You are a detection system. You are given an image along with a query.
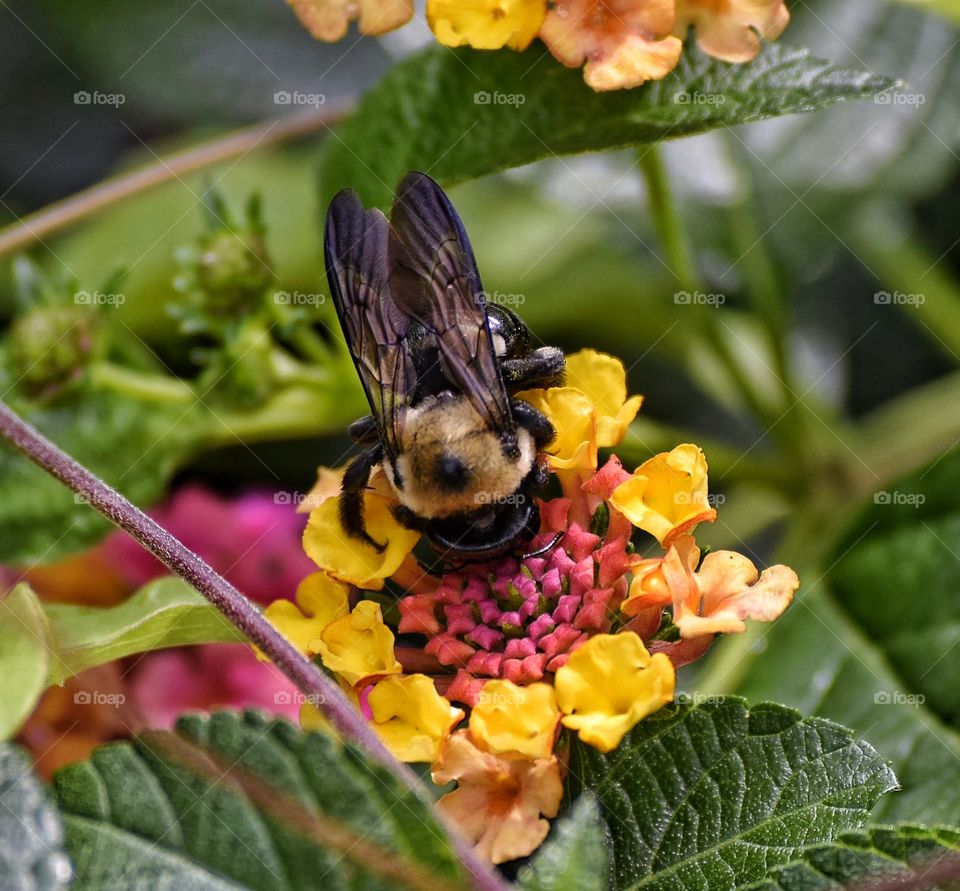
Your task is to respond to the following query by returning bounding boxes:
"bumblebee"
[324,172,565,559]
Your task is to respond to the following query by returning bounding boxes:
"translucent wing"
[387,171,516,446]
[324,188,414,460]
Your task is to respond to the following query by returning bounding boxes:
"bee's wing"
[387,171,516,442]
[324,188,414,460]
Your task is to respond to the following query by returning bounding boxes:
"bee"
[323,172,565,560]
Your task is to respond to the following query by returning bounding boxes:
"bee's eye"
[436,453,470,492]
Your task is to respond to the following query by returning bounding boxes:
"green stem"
[89,362,196,404]
[638,145,780,430]
[847,202,960,361]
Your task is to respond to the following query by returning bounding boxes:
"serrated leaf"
[745,824,960,890]
[733,450,960,827]
[320,42,894,209]
[54,710,463,890]
[518,794,609,891]
[0,584,52,740]
[566,699,898,891]
[44,577,244,684]
[0,743,72,889]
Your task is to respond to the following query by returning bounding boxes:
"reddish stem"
[0,399,505,891]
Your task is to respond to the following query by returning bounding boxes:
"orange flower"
[651,534,798,638]
[673,0,789,63]
[288,0,412,42]
[540,0,683,92]
[432,731,563,864]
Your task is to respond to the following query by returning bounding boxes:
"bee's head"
[425,495,540,560]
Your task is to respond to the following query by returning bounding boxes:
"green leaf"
[732,450,960,827]
[0,390,203,565]
[54,710,463,890]
[0,742,72,888]
[44,577,244,684]
[320,42,894,209]
[0,584,52,740]
[745,824,960,890]
[517,794,609,891]
[566,699,898,890]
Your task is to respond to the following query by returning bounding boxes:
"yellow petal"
[516,387,598,472]
[610,444,717,547]
[564,349,644,448]
[258,571,350,660]
[288,0,413,41]
[368,674,465,763]
[302,493,420,590]
[555,632,675,752]
[433,731,562,864]
[427,0,546,51]
[469,680,560,759]
[318,600,402,688]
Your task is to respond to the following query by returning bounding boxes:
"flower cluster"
[287,0,789,91]
[262,348,799,863]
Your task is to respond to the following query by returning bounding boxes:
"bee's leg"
[347,414,380,445]
[510,398,557,449]
[501,347,565,390]
[340,444,386,552]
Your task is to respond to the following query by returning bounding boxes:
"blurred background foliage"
[2,0,960,837]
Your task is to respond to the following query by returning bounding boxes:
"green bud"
[9,307,100,399]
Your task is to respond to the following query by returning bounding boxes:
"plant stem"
[88,362,196,404]
[638,145,777,429]
[0,108,346,258]
[0,398,505,891]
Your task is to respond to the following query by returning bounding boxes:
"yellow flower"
[564,349,644,448]
[555,632,675,752]
[469,680,560,759]
[318,600,402,689]
[427,0,547,51]
[540,0,683,92]
[433,731,563,865]
[257,572,350,660]
[657,536,798,638]
[674,0,789,64]
[303,492,420,590]
[297,464,344,514]
[515,387,597,473]
[288,0,413,42]
[610,444,717,547]
[368,674,465,763]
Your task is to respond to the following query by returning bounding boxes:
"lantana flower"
[673,0,790,63]
[263,347,798,864]
[428,0,547,50]
[287,0,412,41]
[432,730,563,865]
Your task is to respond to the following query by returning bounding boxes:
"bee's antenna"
[520,531,564,560]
